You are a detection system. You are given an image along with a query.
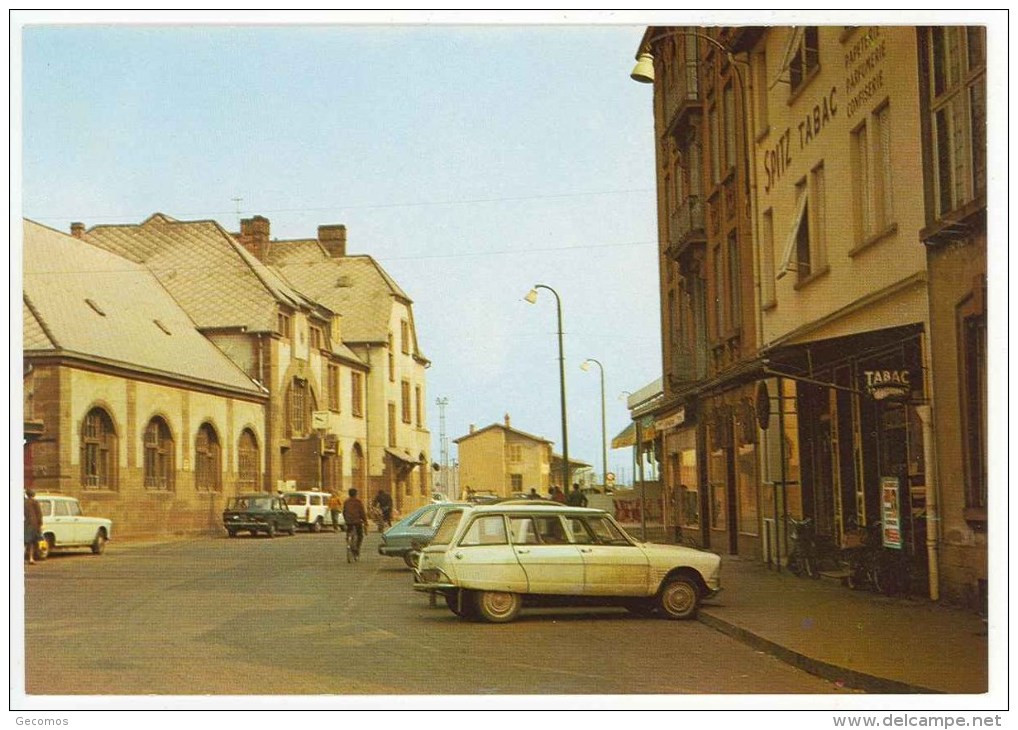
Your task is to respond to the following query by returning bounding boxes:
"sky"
[19,15,663,483]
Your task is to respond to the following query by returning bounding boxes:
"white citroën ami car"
[413,503,721,623]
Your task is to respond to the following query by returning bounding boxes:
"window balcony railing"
[668,196,706,252]
[662,61,701,132]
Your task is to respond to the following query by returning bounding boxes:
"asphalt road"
[24,530,850,696]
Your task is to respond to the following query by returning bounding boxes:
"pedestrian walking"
[372,488,393,530]
[328,491,343,532]
[24,489,43,565]
[566,484,588,507]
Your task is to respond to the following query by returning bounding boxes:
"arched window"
[237,429,259,490]
[195,423,221,491]
[81,407,117,489]
[143,417,174,490]
[287,377,317,437]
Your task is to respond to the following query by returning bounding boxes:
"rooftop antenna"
[231,197,243,226]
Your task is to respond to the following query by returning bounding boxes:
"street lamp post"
[524,285,569,492]
[581,358,607,487]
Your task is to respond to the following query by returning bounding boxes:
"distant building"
[23,220,267,538]
[453,414,552,498]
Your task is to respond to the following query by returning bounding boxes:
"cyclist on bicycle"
[342,488,368,559]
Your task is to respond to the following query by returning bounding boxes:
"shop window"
[81,407,117,490]
[195,423,221,492]
[679,448,699,528]
[143,417,174,490]
[737,441,758,535]
[709,449,727,530]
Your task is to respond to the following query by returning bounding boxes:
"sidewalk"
[697,556,989,694]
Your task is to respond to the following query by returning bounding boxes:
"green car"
[223,494,298,538]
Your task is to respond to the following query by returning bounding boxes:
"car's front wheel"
[287,522,296,536]
[474,590,521,623]
[91,530,108,555]
[227,529,238,538]
[658,576,699,620]
[266,523,277,539]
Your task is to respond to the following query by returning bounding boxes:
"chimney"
[504,413,511,428]
[70,222,85,239]
[469,424,476,434]
[318,224,347,258]
[237,215,270,260]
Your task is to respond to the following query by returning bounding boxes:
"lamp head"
[630,52,656,83]
[523,288,539,304]
[580,360,591,372]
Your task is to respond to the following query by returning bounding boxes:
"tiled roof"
[271,254,409,345]
[262,238,327,266]
[82,214,315,332]
[22,220,264,395]
[23,300,54,350]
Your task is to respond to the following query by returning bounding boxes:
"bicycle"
[785,516,819,578]
[346,523,364,563]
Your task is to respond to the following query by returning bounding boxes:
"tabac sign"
[862,369,911,401]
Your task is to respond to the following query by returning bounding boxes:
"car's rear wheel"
[91,530,108,555]
[266,523,277,539]
[227,529,238,538]
[474,590,521,623]
[658,576,699,620]
[310,518,323,534]
[287,523,296,536]
[403,550,421,569]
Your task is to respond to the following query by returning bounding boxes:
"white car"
[35,494,113,559]
[282,490,343,532]
[413,503,721,623]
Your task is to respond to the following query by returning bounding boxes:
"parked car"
[413,503,721,623]
[223,494,297,538]
[35,494,112,559]
[378,501,469,568]
[282,490,343,532]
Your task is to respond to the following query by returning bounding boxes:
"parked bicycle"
[785,516,819,578]
[846,519,926,597]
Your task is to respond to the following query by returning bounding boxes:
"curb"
[697,609,940,694]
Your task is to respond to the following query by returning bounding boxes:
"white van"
[35,494,113,558]
[282,491,343,532]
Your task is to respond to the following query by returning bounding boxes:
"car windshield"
[430,510,464,545]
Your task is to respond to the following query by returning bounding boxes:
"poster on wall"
[880,476,903,549]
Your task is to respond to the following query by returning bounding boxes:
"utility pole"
[436,397,449,497]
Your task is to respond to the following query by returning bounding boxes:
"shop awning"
[611,422,636,449]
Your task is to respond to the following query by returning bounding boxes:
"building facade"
[23,220,268,538]
[916,26,987,609]
[454,415,552,498]
[262,221,433,515]
[635,25,987,605]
